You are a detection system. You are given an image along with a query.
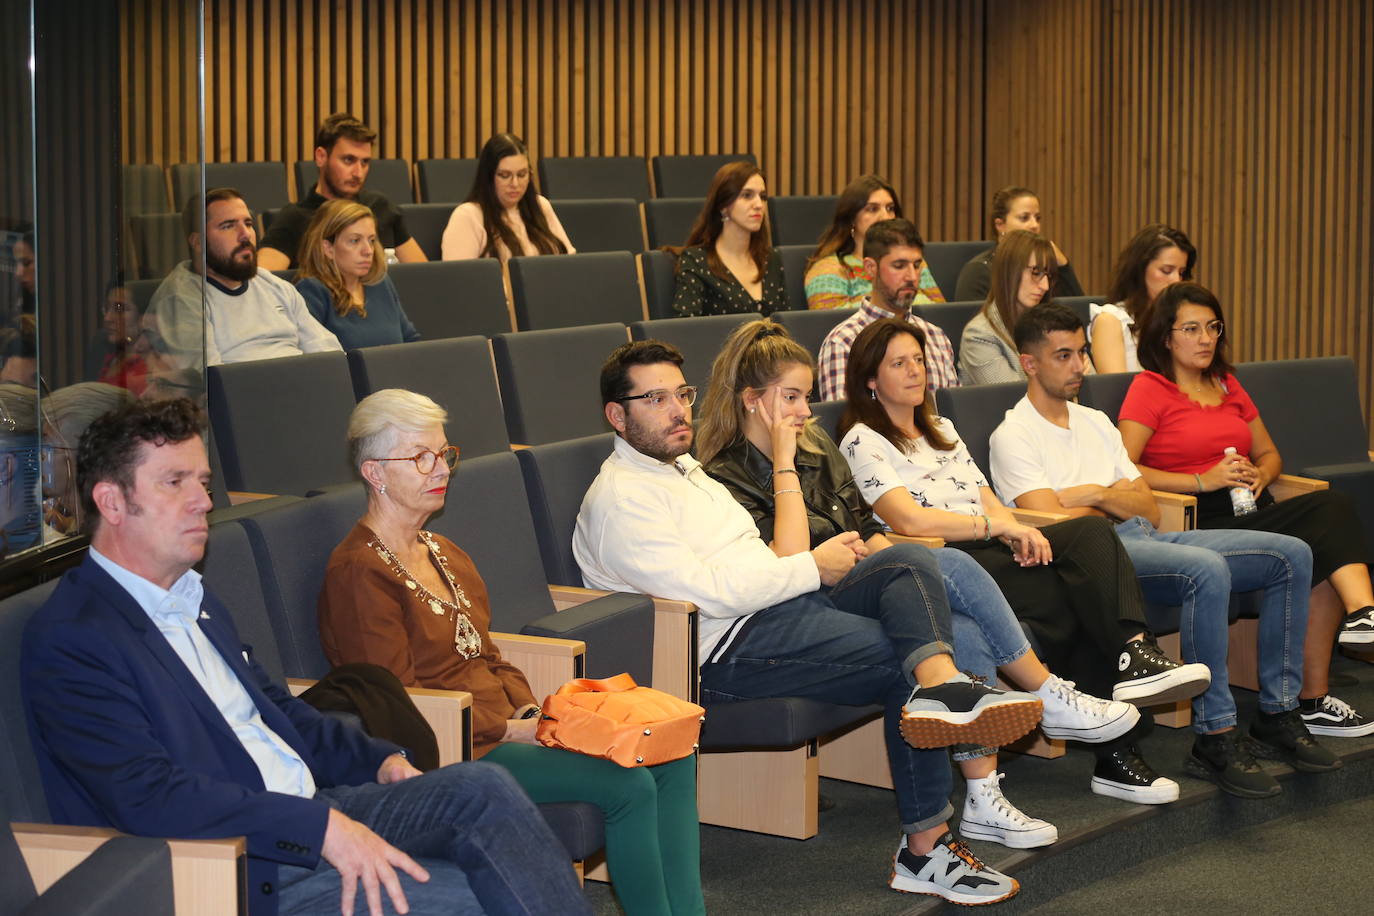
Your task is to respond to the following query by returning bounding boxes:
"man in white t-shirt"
[988,302,1342,798]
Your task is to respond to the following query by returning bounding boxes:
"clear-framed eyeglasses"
[1171,320,1224,340]
[371,445,461,474]
[617,386,698,411]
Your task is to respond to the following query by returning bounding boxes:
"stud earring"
[379,483,387,495]
[749,407,756,413]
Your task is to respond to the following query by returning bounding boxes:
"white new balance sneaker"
[890,831,1020,904]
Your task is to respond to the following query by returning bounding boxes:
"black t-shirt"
[260,188,412,266]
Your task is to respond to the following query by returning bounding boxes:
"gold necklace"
[369,530,482,658]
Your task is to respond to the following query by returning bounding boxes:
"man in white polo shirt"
[989,302,1341,799]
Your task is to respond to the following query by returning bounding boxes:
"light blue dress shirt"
[89,548,317,798]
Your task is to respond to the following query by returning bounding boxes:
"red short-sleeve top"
[1118,370,1260,474]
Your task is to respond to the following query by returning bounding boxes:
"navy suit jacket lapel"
[77,557,244,750]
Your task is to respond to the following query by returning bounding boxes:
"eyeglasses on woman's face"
[372,445,460,474]
[1170,320,1224,340]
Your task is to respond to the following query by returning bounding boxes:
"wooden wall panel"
[119,0,987,240]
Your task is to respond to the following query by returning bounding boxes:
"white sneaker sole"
[1091,775,1179,805]
[1112,664,1210,706]
[959,818,1058,849]
[1039,703,1141,743]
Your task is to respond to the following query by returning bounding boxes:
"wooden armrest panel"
[547,585,699,701]
[1012,507,1069,527]
[14,822,244,916]
[1270,474,1328,502]
[227,491,276,505]
[1153,490,1197,532]
[887,533,946,548]
[492,632,582,700]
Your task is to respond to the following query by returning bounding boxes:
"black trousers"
[1198,487,1369,586]
[950,515,1147,697]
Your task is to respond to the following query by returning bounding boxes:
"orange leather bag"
[536,673,705,767]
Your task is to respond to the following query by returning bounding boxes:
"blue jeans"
[698,542,956,834]
[1114,516,1312,732]
[276,761,591,916]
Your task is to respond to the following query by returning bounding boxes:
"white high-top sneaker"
[959,771,1058,848]
[1037,673,1140,742]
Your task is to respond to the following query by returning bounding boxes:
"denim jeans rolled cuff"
[951,743,998,762]
[903,640,955,679]
[903,800,956,836]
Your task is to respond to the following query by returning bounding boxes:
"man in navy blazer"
[21,398,590,916]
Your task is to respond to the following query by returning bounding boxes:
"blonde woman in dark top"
[671,161,787,317]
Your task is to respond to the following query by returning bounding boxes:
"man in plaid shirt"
[817,219,959,402]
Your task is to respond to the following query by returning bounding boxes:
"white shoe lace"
[978,772,1040,827]
[1322,695,1363,721]
[1044,676,1114,718]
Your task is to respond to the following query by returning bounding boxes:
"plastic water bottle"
[1225,447,1257,516]
[384,247,399,266]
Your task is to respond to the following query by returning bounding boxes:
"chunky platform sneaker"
[1249,709,1342,772]
[900,673,1043,749]
[1036,674,1140,743]
[1091,744,1180,804]
[1338,606,1374,645]
[1185,730,1281,798]
[1112,636,1211,707]
[959,772,1058,849]
[1300,694,1374,738]
[890,832,1020,905]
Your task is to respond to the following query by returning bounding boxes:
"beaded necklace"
[369,529,482,658]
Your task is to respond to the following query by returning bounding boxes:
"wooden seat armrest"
[286,678,474,766]
[227,491,276,505]
[13,822,244,915]
[1270,473,1329,502]
[547,585,699,701]
[1012,507,1070,527]
[1153,491,1198,532]
[492,632,584,700]
[887,533,946,548]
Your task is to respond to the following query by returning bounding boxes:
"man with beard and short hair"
[258,113,427,270]
[816,219,958,402]
[149,187,341,368]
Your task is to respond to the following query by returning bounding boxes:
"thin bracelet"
[1193,473,1204,494]
[981,515,994,541]
[774,488,803,497]
[971,516,979,541]
[773,468,799,477]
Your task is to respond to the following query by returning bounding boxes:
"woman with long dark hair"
[803,174,945,309]
[1120,281,1374,741]
[670,161,787,316]
[1090,224,1197,373]
[441,133,575,262]
[953,186,1084,302]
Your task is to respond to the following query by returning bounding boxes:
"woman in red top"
[1118,282,1374,739]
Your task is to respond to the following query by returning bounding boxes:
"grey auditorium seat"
[922,241,993,298]
[416,158,480,203]
[768,195,837,247]
[169,161,290,212]
[652,153,756,198]
[386,260,511,338]
[508,252,642,331]
[538,156,651,202]
[491,323,629,445]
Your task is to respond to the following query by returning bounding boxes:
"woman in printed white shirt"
[840,317,1212,806]
[440,133,575,263]
[1089,224,1196,374]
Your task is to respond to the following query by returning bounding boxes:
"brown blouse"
[318,523,537,757]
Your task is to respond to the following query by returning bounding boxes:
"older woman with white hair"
[317,388,705,916]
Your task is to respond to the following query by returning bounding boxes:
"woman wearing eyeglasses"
[958,230,1070,385]
[317,389,704,916]
[1119,282,1374,740]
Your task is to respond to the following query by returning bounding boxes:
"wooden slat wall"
[115,0,1373,436]
[986,0,1374,430]
[120,0,987,240]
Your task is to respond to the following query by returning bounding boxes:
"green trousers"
[483,743,705,916]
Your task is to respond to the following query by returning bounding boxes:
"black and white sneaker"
[1112,635,1211,706]
[1091,743,1180,804]
[1338,606,1374,645]
[890,832,1020,904]
[901,672,1043,749]
[1249,709,1342,772]
[1300,694,1374,737]
[1036,674,1140,743]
